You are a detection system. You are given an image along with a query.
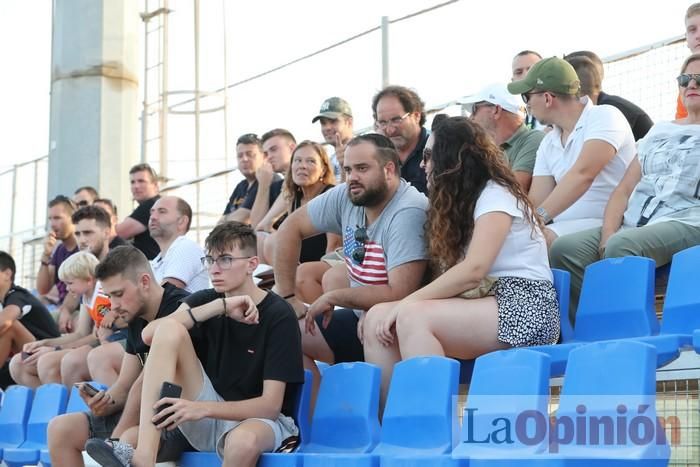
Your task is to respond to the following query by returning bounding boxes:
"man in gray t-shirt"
[273,134,429,372]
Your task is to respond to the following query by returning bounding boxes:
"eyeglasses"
[677,73,700,87]
[76,200,89,208]
[471,101,495,115]
[351,226,368,264]
[375,113,410,130]
[521,91,546,104]
[201,255,251,270]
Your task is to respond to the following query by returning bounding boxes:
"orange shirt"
[676,92,688,119]
[83,283,111,326]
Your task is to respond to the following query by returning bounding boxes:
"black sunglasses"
[351,226,368,264]
[521,91,546,104]
[677,74,700,87]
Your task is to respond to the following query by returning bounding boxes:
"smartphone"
[76,382,100,397]
[154,381,182,426]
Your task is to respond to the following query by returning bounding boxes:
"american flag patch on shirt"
[343,225,388,285]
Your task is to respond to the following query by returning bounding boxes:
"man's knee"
[152,319,189,346]
[37,354,61,382]
[48,413,89,449]
[604,231,643,258]
[223,427,264,462]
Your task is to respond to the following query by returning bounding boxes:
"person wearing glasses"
[551,53,700,321]
[462,83,544,191]
[363,116,559,408]
[73,186,99,208]
[372,85,429,194]
[272,133,429,402]
[508,57,636,246]
[221,133,281,224]
[84,223,304,467]
[148,196,209,294]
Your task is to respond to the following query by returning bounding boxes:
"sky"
[0,0,694,176]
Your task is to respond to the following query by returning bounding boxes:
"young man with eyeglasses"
[85,222,304,467]
[47,246,190,467]
[372,85,429,194]
[462,83,544,191]
[148,196,209,293]
[508,57,636,247]
[272,133,429,401]
[221,133,282,224]
[116,163,161,260]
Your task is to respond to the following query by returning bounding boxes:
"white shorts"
[178,363,298,460]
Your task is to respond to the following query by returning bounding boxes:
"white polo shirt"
[533,97,636,233]
[151,235,211,293]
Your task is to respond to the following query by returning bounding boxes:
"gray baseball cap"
[312,97,353,123]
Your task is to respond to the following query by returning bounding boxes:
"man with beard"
[73,205,114,261]
[372,85,429,194]
[312,96,354,182]
[273,133,428,400]
[47,246,190,467]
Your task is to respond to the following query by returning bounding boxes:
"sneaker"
[85,438,134,467]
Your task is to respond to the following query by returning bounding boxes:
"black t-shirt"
[223,179,254,215]
[401,128,428,195]
[183,289,304,416]
[108,236,129,250]
[598,92,654,141]
[240,178,284,211]
[128,196,161,260]
[125,283,190,365]
[3,285,60,340]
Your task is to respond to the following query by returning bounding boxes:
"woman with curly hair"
[362,116,559,406]
[256,140,340,264]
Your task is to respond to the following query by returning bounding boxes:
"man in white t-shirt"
[148,196,210,293]
[508,57,636,245]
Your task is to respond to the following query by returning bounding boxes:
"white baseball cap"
[460,83,525,117]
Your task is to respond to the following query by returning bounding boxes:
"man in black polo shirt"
[372,85,429,194]
[0,251,59,387]
[116,163,161,260]
[89,222,303,467]
[47,246,189,467]
[220,133,282,224]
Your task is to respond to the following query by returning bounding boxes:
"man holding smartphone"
[86,222,304,467]
[47,246,190,467]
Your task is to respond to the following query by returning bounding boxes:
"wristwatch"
[536,207,553,225]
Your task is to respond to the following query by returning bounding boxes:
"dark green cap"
[507,57,581,96]
[311,97,353,123]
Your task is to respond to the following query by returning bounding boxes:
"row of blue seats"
[182,340,683,467]
[0,381,104,467]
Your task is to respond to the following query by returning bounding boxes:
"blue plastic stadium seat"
[657,246,700,335]
[315,361,331,375]
[297,362,381,466]
[0,385,33,460]
[452,349,551,466]
[694,329,700,353]
[532,257,660,375]
[180,451,220,466]
[552,268,573,343]
[3,383,68,467]
[551,340,670,465]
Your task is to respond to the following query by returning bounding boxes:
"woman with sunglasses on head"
[256,141,340,265]
[551,53,700,322]
[362,115,559,407]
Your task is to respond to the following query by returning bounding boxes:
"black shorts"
[315,308,364,363]
[84,412,192,462]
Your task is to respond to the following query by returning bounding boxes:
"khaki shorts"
[178,363,298,460]
[321,247,345,268]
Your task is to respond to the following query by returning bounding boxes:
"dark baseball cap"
[507,57,581,96]
[311,97,353,123]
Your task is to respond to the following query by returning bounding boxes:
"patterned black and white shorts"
[492,276,560,347]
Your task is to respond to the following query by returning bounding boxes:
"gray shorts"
[178,363,298,460]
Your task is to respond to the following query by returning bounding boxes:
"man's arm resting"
[539,139,618,218]
[514,171,533,192]
[224,207,251,224]
[248,182,274,228]
[142,299,224,345]
[0,305,21,334]
[528,175,556,207]
[115,217,147,240]
[323,260,427,311]
[198,379,286,422]
[600,158,642,245]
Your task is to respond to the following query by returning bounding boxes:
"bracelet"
[186,306,198,326]
[536,206,553,225]
[283,293,295,300]
[221,297,227,316]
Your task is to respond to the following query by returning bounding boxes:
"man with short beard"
[312,96,354,182]
[273,133,429,401]
[73,205,113,260]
